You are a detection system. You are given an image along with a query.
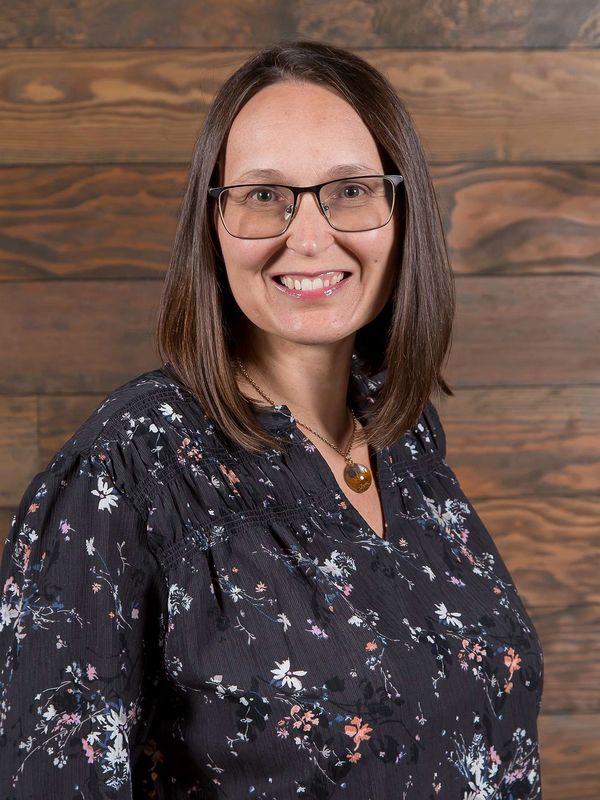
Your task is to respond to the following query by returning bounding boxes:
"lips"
[271,271,352,298]
[271,270,352,279]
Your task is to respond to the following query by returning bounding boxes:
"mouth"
[271,270,352,295]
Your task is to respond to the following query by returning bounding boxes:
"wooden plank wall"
[1,3,599,796]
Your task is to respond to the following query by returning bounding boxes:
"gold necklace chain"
[235,357,373,494]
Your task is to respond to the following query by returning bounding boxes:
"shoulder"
[39,365,201,515]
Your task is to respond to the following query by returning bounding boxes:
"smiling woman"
[0,40,544,800]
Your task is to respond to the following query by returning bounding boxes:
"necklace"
[235,358,373,494]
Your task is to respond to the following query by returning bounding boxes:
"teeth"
[278,272,346,291]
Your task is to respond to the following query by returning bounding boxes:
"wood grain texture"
[0,165,183,280]
[466,495,600,608]
[2,277,598,392]
[1,49,600,163]
[533,604,600,715]
[1,162,598,282]
[0,396,38,506]
[0,281,159,394]
[438,387,600,496]
[450,275,600,385]
[1,1,599,48]
[435,162,600,276]
[539,713,600,798]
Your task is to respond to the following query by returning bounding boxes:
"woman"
[0,40,544,798]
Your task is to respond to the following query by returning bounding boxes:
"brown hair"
[155,39,455,454]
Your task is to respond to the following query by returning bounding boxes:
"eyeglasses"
[208,174,404,239]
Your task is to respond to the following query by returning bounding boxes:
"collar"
[252,353,386,433]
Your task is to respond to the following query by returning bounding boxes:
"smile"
[271,271,352,299]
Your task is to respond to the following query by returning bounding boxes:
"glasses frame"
[208,173,405,240]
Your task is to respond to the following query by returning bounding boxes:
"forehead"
[222,81,383,182]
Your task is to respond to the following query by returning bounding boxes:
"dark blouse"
[0,357,544,799]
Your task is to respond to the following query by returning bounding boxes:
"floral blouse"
[0,356,544,799]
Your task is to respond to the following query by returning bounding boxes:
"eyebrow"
[232,163,379,184]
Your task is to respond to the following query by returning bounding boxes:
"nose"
[284,190,335,254]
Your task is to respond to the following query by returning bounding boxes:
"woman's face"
[215,80,402,351]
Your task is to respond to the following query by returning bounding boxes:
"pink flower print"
[504,647,522,674]
[490,745,502,765]
[503,646,522,693]
[58,712,81,727]
[299,710,319,732]
[82,738,96,764]
[219,464,240,485]
[27,502,39,514]
[59,518,75,541]
[344,715,373,750]
[86,664,97,681]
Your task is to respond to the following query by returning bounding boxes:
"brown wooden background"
[1,3,599,796]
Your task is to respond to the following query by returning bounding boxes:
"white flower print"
[168,583,193,616]
[91,476,120,514]
[0,599,19,630]
[277,612,291,631]
[158,402,183,423]
[435,602,463,628]
[271,658,307,691]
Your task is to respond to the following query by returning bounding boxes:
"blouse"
[0,355,544,799]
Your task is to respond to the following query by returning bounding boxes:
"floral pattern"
[0,356,544,798]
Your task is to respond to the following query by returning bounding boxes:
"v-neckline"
[293,425,388,542]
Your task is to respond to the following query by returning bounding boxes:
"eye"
[340,183,368,199]
[246,186,285,204]
[251,188,274,202]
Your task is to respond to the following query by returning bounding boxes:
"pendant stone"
[343,461,372,493]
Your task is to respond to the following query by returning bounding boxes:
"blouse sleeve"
[0,447,165,798]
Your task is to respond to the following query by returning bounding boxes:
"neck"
[236,332,357,449]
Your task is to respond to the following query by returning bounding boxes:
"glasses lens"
[219,184,295,238]
[320,177,395,232]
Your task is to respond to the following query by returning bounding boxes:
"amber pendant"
[343,461,372,493]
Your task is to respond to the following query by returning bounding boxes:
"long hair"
[155,39,455,453]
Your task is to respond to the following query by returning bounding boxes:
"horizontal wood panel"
[533,604,600,715]
[438,387,600,496]
[435,162,600,276]
[1,386,597,501]
[0,396,38,505]
[2,1,599,49]
[1,162,599,282]
[0,281,159,394]
[450,275,600,385]
[0,165,182,280]
[539,713,600,798]
[1,50,600,163]
[2,277,598,393]
[471,495,600,608]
